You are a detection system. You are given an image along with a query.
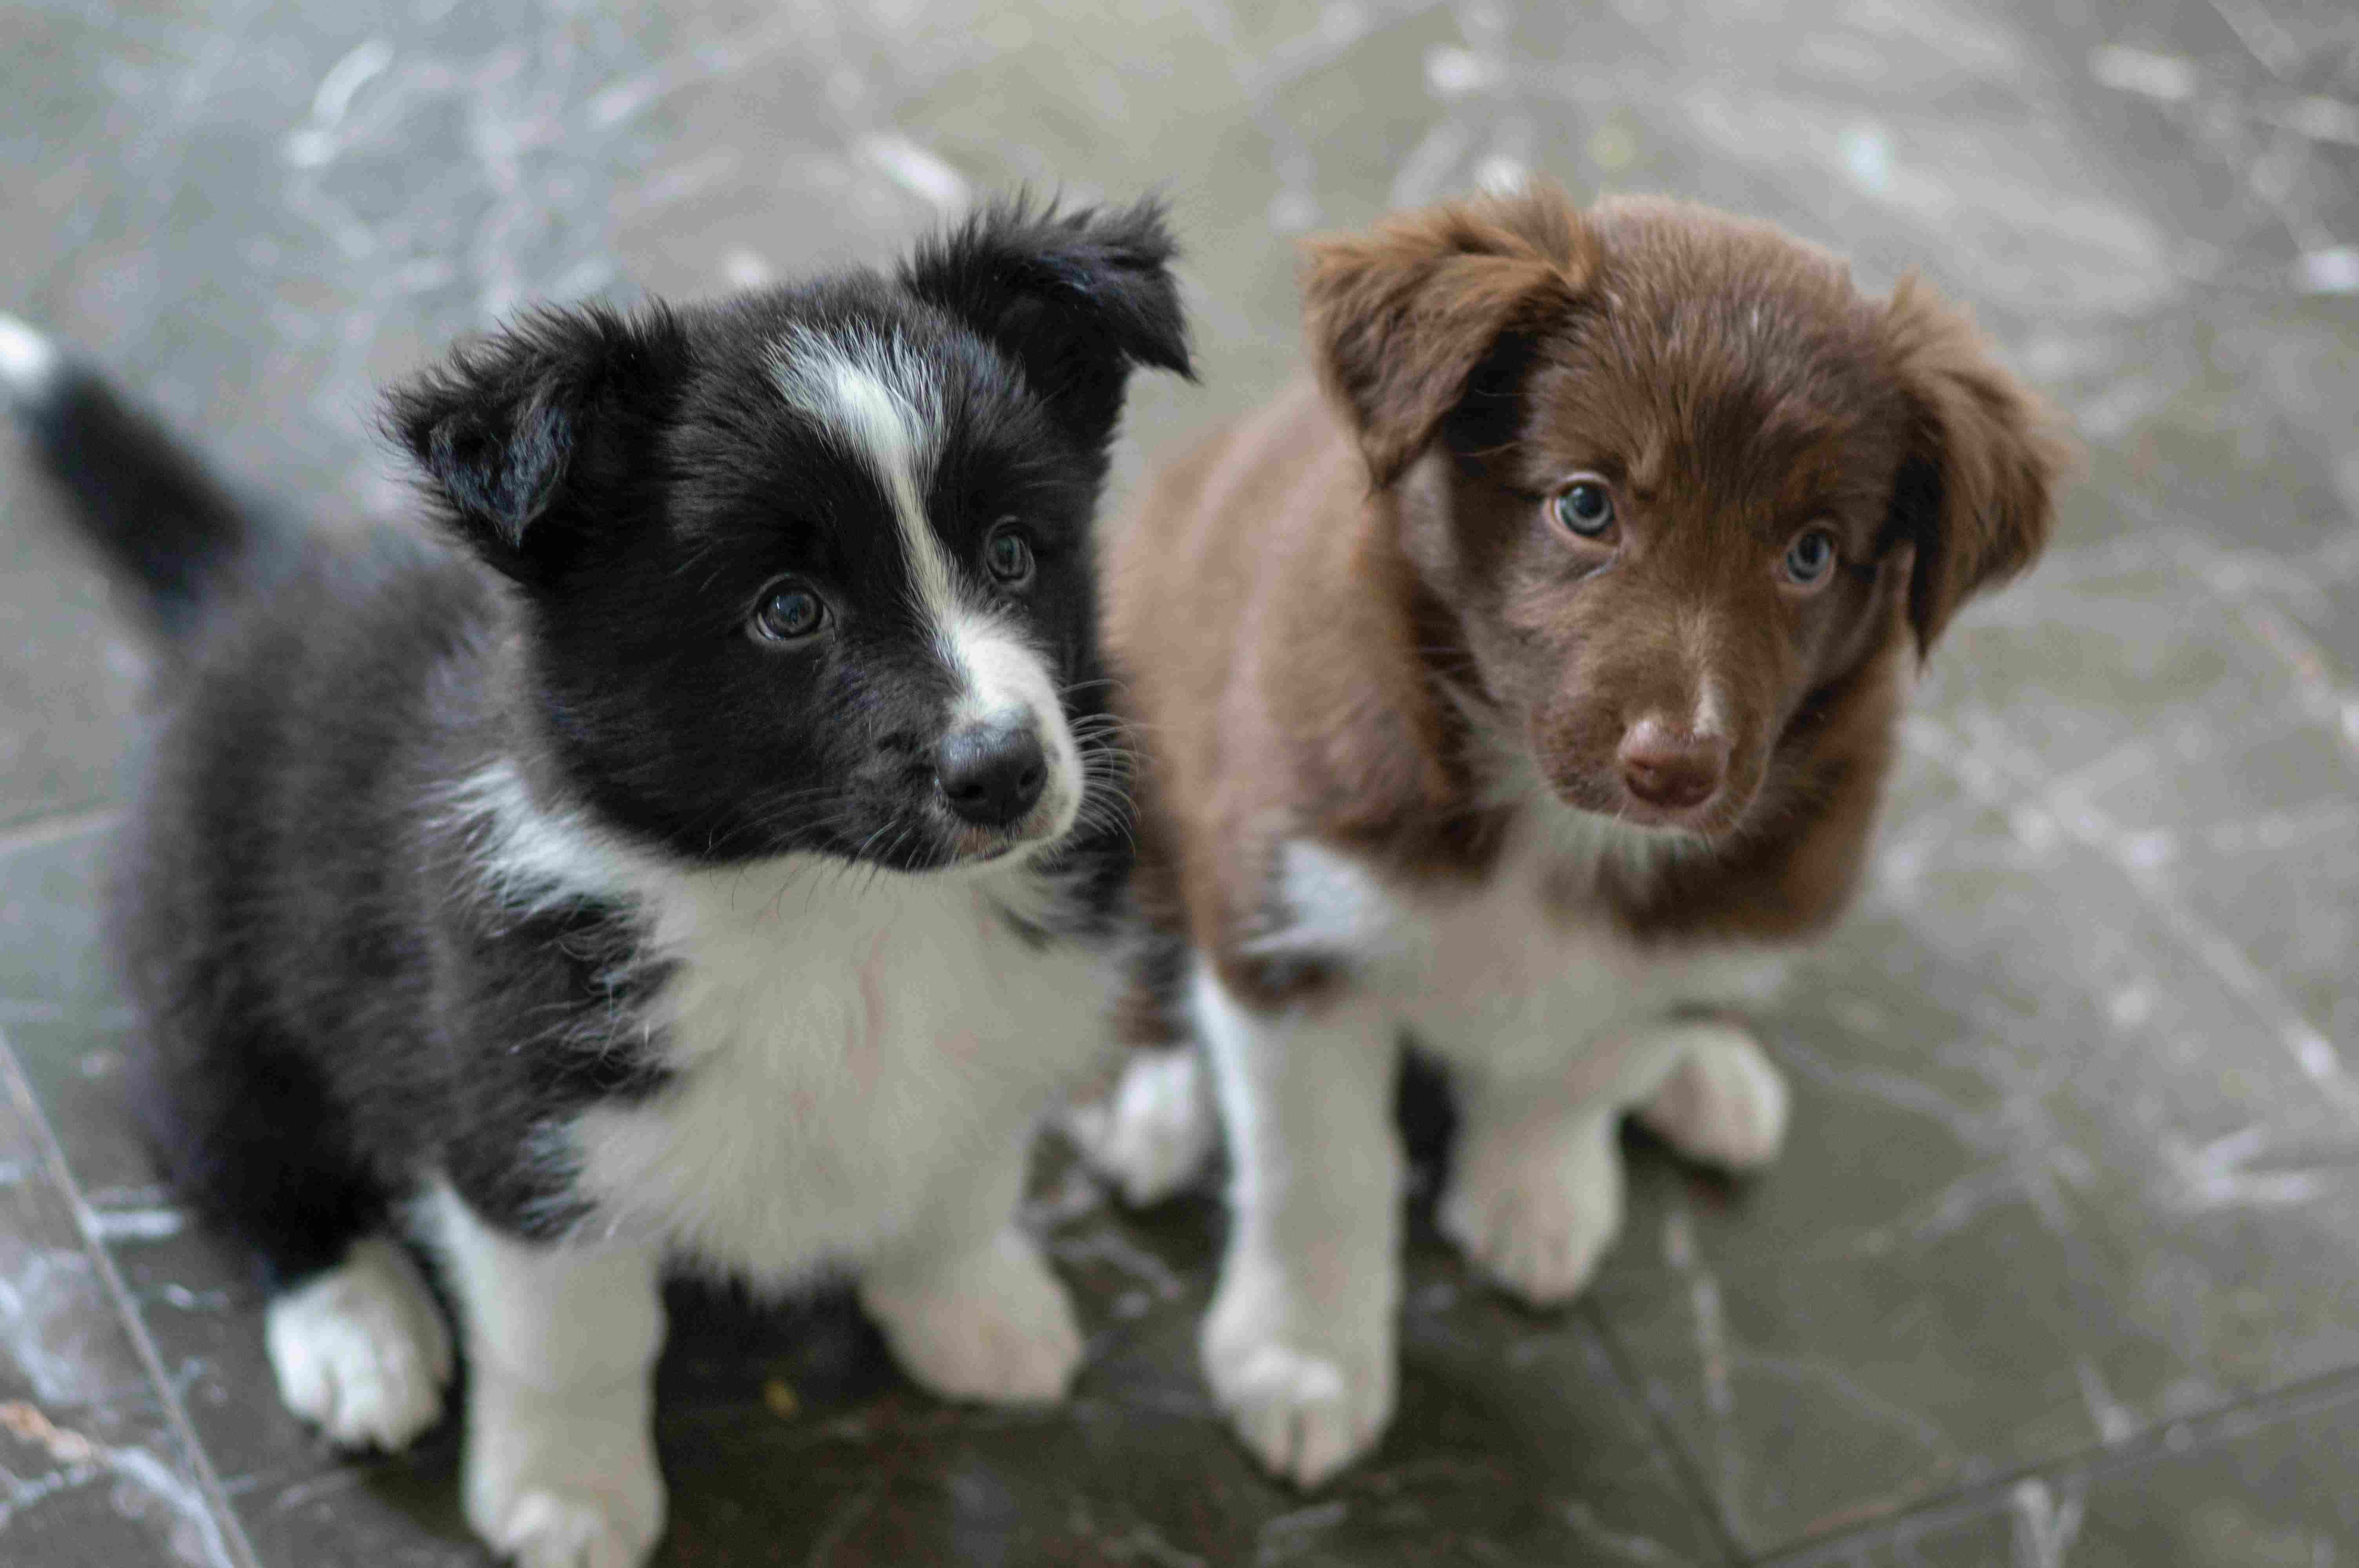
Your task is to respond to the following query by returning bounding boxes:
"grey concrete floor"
[2,0,2356,1563]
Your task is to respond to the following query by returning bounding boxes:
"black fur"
[10,196,1190,1282]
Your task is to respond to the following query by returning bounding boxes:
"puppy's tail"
[0,313,275,639]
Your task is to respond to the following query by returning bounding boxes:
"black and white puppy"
[0,196,1189,1568]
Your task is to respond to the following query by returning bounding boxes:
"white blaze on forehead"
[768,325,955,627]
[1693,680,1729,742]
[949,609,1053,724]
[769,325,1085,843]
[947,606,1085,842]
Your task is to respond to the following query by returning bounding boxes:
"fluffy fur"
[2,194,1190,1567]
[1074,184,2069,1486]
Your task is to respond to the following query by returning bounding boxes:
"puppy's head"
[1305,185,2068,838]
[390,195,1191,872]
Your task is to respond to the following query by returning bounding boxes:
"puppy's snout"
[935,722,1047,828]
[1617,718,1727,812]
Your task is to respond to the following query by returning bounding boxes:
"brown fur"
[1106,185,2072,1023]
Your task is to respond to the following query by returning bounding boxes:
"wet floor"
[1,0,2355,1562]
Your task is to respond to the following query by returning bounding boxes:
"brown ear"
[1877,274,2074,651]
[1302,182,1595,487]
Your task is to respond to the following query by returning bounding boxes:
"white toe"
[1639,1022,1791,1171]
[861,1231,1084,1405]
[1201,1247,1395,1488]
[465,1374,663,1568]
[265,1237,454,1451]
[1439,1106,1623,1307]
[1068,1048,1217,1207]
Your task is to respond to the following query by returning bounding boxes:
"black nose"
[935,723,1048,828]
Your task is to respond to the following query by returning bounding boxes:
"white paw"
[265,1238,454,1451]
[1638,1022,1791,1171]
[464,1375,663,1568]
[1201,1248,1395,1488]
[1067,1048,1217,1207]
[1439,1110,1622,1307]
[860,1231,1083,1405]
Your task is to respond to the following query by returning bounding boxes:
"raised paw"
[465,1376,663,1568]
[265,1237,454,1450]
[1438,1108,1622,1307]
[860,1230,1084,1405]
[1638,1022,1791,1171]
[1201,1249,1395,1488]
[1067,1047,1217,1207]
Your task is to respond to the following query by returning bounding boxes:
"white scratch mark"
[2072,1357,2140,1445]
[2008,1476,2085,1568]
[1562,1500,1685,1562]
[854,132,969,212]
[1841,123,1893,193]
[2167,1124,2339,1212]
[0,1403,236,1566]
[2088,45,2196,103]
[85,1207,188,1243]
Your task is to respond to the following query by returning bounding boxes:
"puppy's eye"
[1552,477,1616,539]
[1782,528,1838,589]
[984,523,1036,586]
[750,581,827,644]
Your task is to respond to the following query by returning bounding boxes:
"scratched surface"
[2,0,2356,1563]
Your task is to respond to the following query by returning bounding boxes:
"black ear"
[900,192,1195,450]
[385,303,687,581]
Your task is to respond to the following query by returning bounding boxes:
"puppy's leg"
[431,1187,665,1568]
[1636,1019,1791,1171]
[1196,969,1400,1489]
[1438,1071,1625,1308]
[859,1131,1083,1405]
[1067,1044,1218,1207]
[265,1236,454,1450]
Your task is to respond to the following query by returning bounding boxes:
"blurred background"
[2,0,2355,1563]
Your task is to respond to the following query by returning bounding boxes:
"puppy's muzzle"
[935,720,1048,828]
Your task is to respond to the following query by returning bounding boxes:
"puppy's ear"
[901,193,1194,451]
[1303,182,1594,487]
[385,303,689,582]
[1877,276,2073,651]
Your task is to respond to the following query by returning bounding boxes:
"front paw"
[265,1238,453,1451]
[1066,1047,1217,1207]
[1201,1247,1396,1488]
[1439,1109,1622,1307]
[464,1375,663,1568]
[860,1231,1084,1405]
[1638,1022,1790,1171]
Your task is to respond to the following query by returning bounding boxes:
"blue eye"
[985,524,1035,585]
[1783,529,1837,586]
[1553,479,1615,538]
[751,582,826,642]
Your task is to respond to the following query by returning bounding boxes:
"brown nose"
[1618,718,1728,811]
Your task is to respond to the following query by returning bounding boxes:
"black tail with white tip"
[0,313,267,638]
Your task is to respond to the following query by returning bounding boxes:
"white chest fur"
[561,864,1104,1283]
[1258,806,1785,1091]
[456,760,1106,1285]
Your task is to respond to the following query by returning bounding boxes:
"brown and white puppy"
[1073,185,2069,1486]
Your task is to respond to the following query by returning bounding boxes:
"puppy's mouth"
[1604,788,1748,838]
[1540,732,1761,842]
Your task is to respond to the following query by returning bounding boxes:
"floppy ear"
[1303,181,1595,487]
[1877,275,2073,651]
[385,303,688,583]
[900,193,1194,452]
